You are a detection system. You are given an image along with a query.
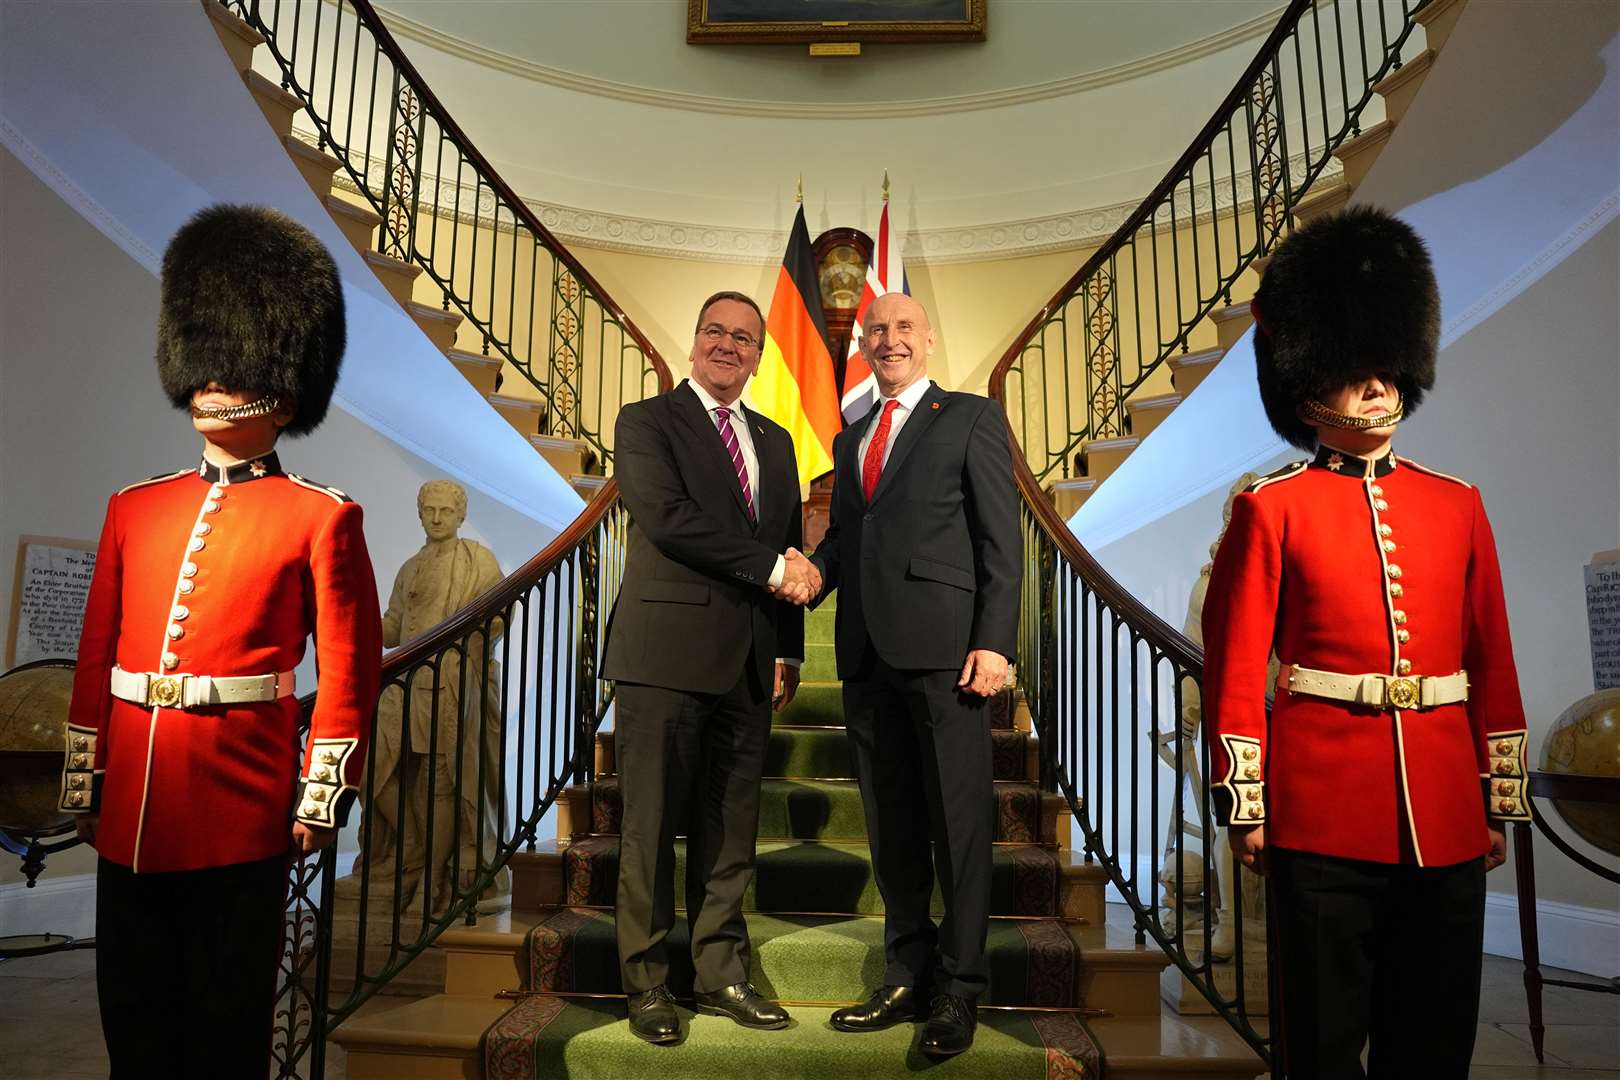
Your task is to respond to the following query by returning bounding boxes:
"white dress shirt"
[857,376,933,471]
[686,380,787,593]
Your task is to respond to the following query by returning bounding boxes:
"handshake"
[769,547,823,606]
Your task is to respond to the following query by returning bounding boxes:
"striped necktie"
[714,406,755,522]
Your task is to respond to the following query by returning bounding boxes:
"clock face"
[818,244,867,310]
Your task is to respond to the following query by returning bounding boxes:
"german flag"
[752,205,839,493]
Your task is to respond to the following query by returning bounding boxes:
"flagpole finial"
[882,170,890,203]
[796,174,803,205]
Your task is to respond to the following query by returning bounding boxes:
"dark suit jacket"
[602,381,804,695]
[812,381,1021,676]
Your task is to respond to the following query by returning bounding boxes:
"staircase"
[1011,0,1470,520]
[202,0,659,493]
[333,595,1264,1079]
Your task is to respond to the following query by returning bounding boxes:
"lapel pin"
[931,402,941,410]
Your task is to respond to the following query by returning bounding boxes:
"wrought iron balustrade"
[992,0,1433,484]
[224,0,666,469]
[271,483,646,1078]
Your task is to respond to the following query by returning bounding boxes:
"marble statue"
[350,479,510,913]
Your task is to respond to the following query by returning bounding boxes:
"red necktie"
[862,399,901,502]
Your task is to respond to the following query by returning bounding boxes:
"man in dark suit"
[602,291,818,1045]
[810,292,1021,1057]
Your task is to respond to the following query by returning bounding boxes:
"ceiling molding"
[373,3,1286,120]
[312,123,1342,265]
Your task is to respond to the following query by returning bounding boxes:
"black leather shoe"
[830,985,923,1032]
[693,982,790,1029]
[919,993,976,1057]
[627,986,682,1045]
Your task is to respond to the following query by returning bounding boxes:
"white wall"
[0,145,560,894]
[1093,218,1620,969]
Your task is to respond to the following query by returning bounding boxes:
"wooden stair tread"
[1051,477,1098,491]
[1083,435,1140,453]
[1209,303,1252,325]
[325,193,381,226]
[242,68,300,111]
[490,393,543,410]
[1087,1014,1266,1075]
[363,249,422,277]
[280,133,340,173]
[1168,348,1223,370]
[1127,393,1183,413]
[202,0,264,47]
[446,347,500,368]
[531,433,589,450]
[407,301,460,325]
[331,993,508,1051]
[1374,48,1435,97]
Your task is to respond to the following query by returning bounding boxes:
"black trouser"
[1271,848,1486,1080]
[614,665,771,994]
[842,647,993,1001]
[96,853,288,1079]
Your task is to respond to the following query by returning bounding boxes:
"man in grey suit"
[601,291,819,1045]
[810,292,1021,1057]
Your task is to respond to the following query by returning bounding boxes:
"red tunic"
[1201,446,1530,867]
[59,453,381,873]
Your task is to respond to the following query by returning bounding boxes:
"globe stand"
[1513,771,1620,1064]
[0,826,92,959]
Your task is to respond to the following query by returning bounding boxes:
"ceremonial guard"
[59,205,382,1077]
[1201,207,1530,1079]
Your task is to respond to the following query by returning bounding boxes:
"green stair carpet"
[590,774,1043,842]
[524,907,1079,1007]
[483,591,1101,1077]
[561,836,1059,917]
[484,998,1099,1080]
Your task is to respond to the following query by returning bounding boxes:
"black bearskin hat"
[156,204,345,437]
[1251,205,1439,450]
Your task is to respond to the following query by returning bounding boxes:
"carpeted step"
[590,776,1044,844]
[523,908,1081,1007]
[599,722,1031,782]
[483,996,1101,1080]
[804,604,836,644]
[772,681,843,726]
[561,836,1059,917]
[801,641,837,682]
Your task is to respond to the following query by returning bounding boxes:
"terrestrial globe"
[1540,688,1620,856]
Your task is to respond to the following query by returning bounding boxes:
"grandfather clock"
[803,226,873,549]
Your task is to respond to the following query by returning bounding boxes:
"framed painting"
[688,1,987,45]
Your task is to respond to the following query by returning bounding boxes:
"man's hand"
[771,547,822,606]
[957,649,1009,697]
[292,821,337,857]
[773,661,801,712]
[75,814,98,848]
[1228,823,1267,876]
[1485,826,1507,871]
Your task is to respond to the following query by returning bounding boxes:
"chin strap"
[1299,391,1404,431]
[190,395,282,422]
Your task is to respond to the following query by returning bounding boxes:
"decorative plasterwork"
[373,4,1286,120]
[305,125,1344,265]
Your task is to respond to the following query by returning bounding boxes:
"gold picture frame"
[688,0,986,45]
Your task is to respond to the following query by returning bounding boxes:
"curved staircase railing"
[992,0,1431,484]
[993,0,1442,1068]
[225,0,668,470]
[271,478,656,1078]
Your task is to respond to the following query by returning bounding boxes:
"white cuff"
[774,657,802,667]
[767,554,785,589]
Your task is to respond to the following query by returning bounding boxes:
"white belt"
[1280,664,1468,712]
[110,665,296,709]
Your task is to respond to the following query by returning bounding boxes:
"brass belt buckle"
[1384,676,1419,711]
[150,675,183,708]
